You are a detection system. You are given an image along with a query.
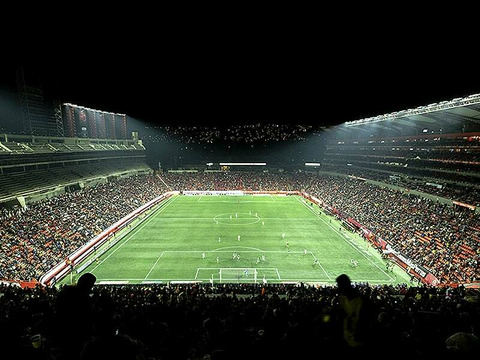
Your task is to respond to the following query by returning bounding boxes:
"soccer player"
[261,254,266,262]
[304,249,308,255]
[313,258,319,266]
[202,252,206,259]
[282,232,285,239]
[216,256,219,263]
[218,237,221,243]
[237,234,241,241]
[350,259,358,267]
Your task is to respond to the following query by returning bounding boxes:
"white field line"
[90,196,178,272]
[144,252,165,280]
[296,196,394,281]
[310,252,332,280]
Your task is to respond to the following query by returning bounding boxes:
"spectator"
[55,273,97,360]
[334,274,373,354]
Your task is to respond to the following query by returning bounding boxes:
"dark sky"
[2,23,479,129]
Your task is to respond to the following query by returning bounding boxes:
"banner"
[385,245,428,278]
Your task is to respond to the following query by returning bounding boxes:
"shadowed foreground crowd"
[1,274,479,360]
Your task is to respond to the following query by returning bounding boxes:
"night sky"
[2,25,479,130]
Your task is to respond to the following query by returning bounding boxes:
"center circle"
[213,213,260,225]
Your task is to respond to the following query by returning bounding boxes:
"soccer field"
[71,195,408,285]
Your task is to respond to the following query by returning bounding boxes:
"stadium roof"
[329,94,480,138]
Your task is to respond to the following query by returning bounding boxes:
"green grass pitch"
[70,195,409,285]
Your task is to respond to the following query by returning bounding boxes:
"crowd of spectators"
[1,171,479,285]
[161,172,302,192]
[0,175,169,281]
[1,280,478,359]
[319,163,480,206]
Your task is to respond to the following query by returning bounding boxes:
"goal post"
[219,268,258,283]
[196,267,280,283]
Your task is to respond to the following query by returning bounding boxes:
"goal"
[219,267,258,283]
[195,267,281,283]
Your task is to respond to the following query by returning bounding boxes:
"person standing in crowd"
[55,272,97,360]
[334,273,373,354]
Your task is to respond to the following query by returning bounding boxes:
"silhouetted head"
[77,273,96,292]
[336,274,352,294]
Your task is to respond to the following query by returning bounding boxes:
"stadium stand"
[322,133,480,206]
[0,134,149,203]
[0,174,169,281]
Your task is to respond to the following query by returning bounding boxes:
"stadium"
[1,66,480,358]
